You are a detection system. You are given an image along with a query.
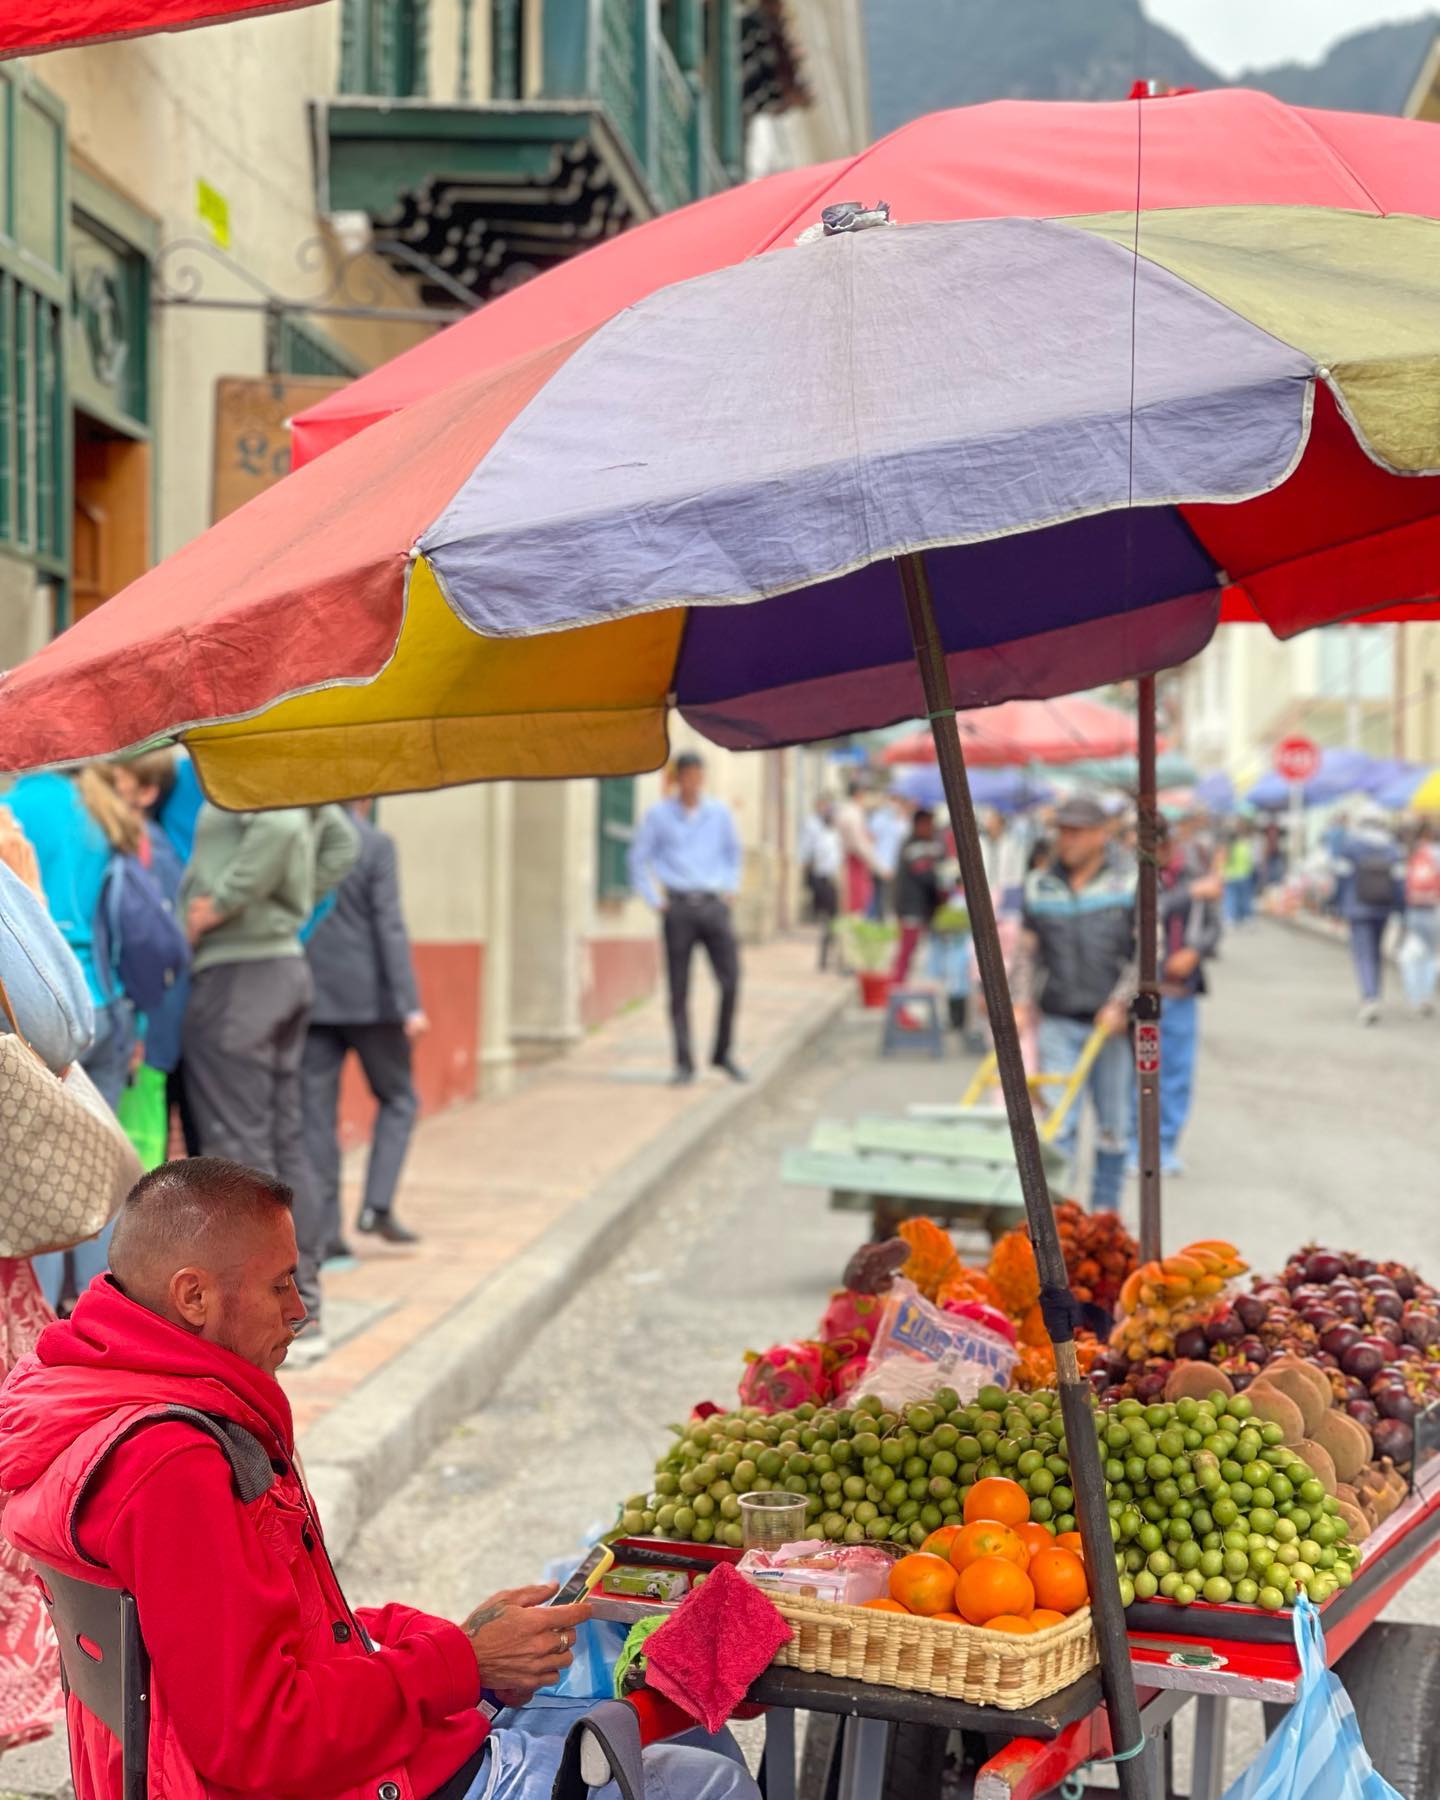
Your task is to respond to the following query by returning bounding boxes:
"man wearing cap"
[1012,795,1134,1211]
[630,753,745,1084]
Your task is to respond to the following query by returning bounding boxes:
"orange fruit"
[1029,1609,1068,1631]
[862,1598,909,1613]
[956,1556,1036,1625]
[1015,1522,1057,1562]
[889,1553,958,1617]
[1028,1547,1089,1615]
[920,1524,965,1561]
[929,1611,965,1624]
[949,1521,1030,1574]
[963,1477,1031,1529]
[1055,1532,1085,1557]
[985,1614,1037,1634]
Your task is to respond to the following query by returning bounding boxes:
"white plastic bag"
[852,1279,1018,1409]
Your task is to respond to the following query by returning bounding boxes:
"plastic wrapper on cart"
[852,1279,1018,1411]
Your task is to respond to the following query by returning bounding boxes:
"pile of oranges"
[863,1476,1089,1634]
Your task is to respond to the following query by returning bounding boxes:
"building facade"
[3,0,868,1135]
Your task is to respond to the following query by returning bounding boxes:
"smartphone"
[546,1543,615,1607]
[478,1548,615,1721]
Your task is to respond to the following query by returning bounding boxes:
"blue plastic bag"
[520,1551,631,1711]
[1221,1597,1402,1800]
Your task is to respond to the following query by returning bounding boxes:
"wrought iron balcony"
[317,0,750,306]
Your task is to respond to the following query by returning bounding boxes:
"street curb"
[302,977,851,1560]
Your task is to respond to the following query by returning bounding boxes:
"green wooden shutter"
[597,777,637,898]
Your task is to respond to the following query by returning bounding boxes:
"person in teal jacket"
[4,770,137,1108]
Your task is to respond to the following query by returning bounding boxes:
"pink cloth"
[643,1562,792,1734]
[0,1259,62,1750]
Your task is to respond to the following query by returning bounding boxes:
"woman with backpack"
[4,764,186,1307]
[1330,802,1407,1026]
[1400,820,1440,1016]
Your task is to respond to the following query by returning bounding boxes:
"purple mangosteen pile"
[1094,1246,1440,1473]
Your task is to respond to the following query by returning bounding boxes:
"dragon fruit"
[818,1288,886,1352]
[738,1340,831,1413]
[829,1354,868,1400]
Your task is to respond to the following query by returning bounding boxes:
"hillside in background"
[864,1,1438,138]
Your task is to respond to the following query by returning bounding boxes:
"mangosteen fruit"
[1372,1418,1414,1464]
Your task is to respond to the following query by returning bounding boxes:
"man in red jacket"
[0,1161,758,1800]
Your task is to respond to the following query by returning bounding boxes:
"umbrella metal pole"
[1135,674,1163,1265]
[897,554,1149,1799]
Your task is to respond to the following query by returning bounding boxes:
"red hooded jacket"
[0,1278,486,1800]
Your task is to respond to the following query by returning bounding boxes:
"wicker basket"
[771,1596,1097,1709]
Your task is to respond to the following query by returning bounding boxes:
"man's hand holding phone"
[460,1584,593,1705]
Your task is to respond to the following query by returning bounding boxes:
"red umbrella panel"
[880,696,1159,768]
[292,86,1440,497]
[0,0,327,55]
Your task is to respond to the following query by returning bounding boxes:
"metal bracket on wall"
[151,232,480,332]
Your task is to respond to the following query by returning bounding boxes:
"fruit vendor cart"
[598,1465,1440,1799]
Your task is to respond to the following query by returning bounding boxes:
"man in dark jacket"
[1012,795,1134,1211]
[303,802,428,1255]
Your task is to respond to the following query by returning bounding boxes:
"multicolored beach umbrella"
[2,194,1439,807]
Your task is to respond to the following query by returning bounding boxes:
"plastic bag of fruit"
[1220,1595,1400,1799]
[851,1279,1018,1411]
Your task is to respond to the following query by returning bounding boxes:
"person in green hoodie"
[180,804,358,1355]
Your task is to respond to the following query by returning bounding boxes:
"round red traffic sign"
[1274,735,1321,783]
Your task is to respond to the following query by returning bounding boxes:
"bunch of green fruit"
[616,1385,1075,1550]
[1097,1389,1361,1609]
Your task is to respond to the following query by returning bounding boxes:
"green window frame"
[275,315,366,380]
[340,0,430,97]
[0,68,68,578]
[597,776,637,899]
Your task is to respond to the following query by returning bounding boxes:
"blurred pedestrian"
[1400,820,1440,1016]
[981,808,1029,914]
[181,803,358,1352]
[866,793,907,920]
[799,795,843,970]
[5,766,142,1108]
[1012,795,1134,1211]
[1129,816,1223,1178]
[113,750,199,1155]
[6,767,156,1308]
[0,841,97,1752]
[835,780,877,915]
[1223,822,1256,926]
[302,801,427,1256]
[891,809,943,982]
[630,753,744,1085]
[1329,802,1406,1025]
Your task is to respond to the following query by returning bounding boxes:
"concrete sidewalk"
[283,931,847,1555]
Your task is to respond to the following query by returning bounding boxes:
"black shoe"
[357,1209,421,1245]
[714,1058,749,1083]
[325,1237,355,1262]
[670,1066,696,1086]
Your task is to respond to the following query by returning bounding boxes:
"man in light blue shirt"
[867,795,909,920]
[629,752,744,1085]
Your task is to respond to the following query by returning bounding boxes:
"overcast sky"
[1146,1,1432,74]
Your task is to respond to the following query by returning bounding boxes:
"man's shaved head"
[110,1158,306,1372]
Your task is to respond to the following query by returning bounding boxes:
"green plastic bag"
[116,1064,169,1170]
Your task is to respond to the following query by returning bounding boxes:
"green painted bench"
[780,1112,1063,1243]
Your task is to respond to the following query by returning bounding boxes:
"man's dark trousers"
[182,957,324,1319]
[302,1022,418,1247]
[663,892,740,1073]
